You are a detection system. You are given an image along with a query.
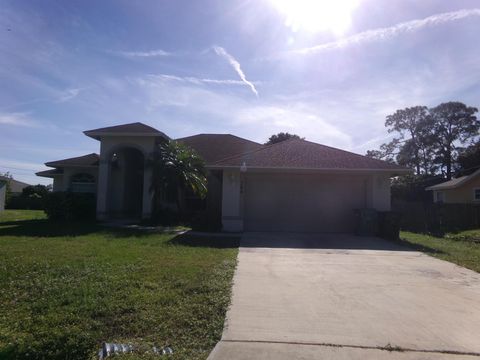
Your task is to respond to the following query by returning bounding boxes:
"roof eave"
[44,163,98,168]
[425,169,480,191]
[206,165,412,175]
[83,131,169,141]
[36,172,62,178]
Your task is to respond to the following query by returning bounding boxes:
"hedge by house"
[44,192,96,221]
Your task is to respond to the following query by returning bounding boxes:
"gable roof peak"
[84,122,169,140]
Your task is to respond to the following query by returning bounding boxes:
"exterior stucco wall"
[366,174,391,211]
[435,176,480,204]
[52,176,64,192]
[221,170,243,232]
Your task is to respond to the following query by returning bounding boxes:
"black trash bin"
[378,211,401,240]
[354,208,379,236]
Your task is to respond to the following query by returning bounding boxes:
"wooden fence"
[392,200,480,234]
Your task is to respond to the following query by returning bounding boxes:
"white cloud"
[132,74,351,147]
[213,46,259,97]
[288,8,480,56]
[0,112,37,127]
[113,49,171,58]
[149,74,252,86]
[57,88,82,102]
[0,158,47,172]
[234,104,352,148]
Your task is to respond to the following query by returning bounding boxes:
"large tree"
[149,140,207,217]
[455,141,480,176]
[383,106,433,175]
[429,102,479,179]
[265,132,303,145]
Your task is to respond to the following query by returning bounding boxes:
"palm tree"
[149,140,207,218]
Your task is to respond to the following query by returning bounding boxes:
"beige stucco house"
[37,122,409,232]
[426,170,480,204]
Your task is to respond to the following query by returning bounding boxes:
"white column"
[221,170,243,232]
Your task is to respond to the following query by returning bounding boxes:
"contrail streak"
[289,8,480,56]
[213,46,259,97]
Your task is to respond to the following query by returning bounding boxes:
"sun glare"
[269,0,360,35]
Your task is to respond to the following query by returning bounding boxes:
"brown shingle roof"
[426,169,480,190]
[45,153,99,168]
[176,134,263,165]
[84,122,169,140]
[210,138,410,172]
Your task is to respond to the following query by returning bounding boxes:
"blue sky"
[1,0,480,185]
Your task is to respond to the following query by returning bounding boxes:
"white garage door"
[244,173,367,233]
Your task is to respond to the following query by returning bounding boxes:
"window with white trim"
[435,191,444,203]
[474,188,480,201]
[70,173,96,193]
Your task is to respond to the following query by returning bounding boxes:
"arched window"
[70,173,96,193]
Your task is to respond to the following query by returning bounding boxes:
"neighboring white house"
[37,122,410,232]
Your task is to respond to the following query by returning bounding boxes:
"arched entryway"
[107,146,145,219]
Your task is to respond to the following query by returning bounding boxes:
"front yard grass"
[0,210,238,359]
[0,209,46,222]
[400,230,480,273]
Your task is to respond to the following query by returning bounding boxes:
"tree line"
[366,101,479,180]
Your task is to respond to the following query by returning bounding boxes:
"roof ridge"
[298,138,393,164]
[211,137,296,165]
[176,133,262,146]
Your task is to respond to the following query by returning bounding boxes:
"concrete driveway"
[209,233,480,359]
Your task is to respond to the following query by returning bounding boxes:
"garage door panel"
[244,173,366,233]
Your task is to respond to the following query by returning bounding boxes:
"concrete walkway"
[208,233,480,359]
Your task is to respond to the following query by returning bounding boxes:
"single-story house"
[0,176,31,212]
[426,169,480,204]
[0,176,31,195]
[37,122,410,232]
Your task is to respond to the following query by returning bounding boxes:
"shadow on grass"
[0,219,103,237]
[0,219,238,247]
[0,219,158,238]
[396,237,447,255]
[169,233,240,248]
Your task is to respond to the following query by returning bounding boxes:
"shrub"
[7,193,45,210]
[6,185,52,210]
[44,192,96,221]
[149,205,181,226]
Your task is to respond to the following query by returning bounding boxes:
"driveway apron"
[208,232,480,359]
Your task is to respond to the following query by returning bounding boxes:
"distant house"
[0,176,31,211]
[0,176,31,196]
[426,169,480,204]
[37,122,410,232]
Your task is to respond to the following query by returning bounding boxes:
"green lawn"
[0,210,238,360]
[400,230,480,273]
[0,209,47,222]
